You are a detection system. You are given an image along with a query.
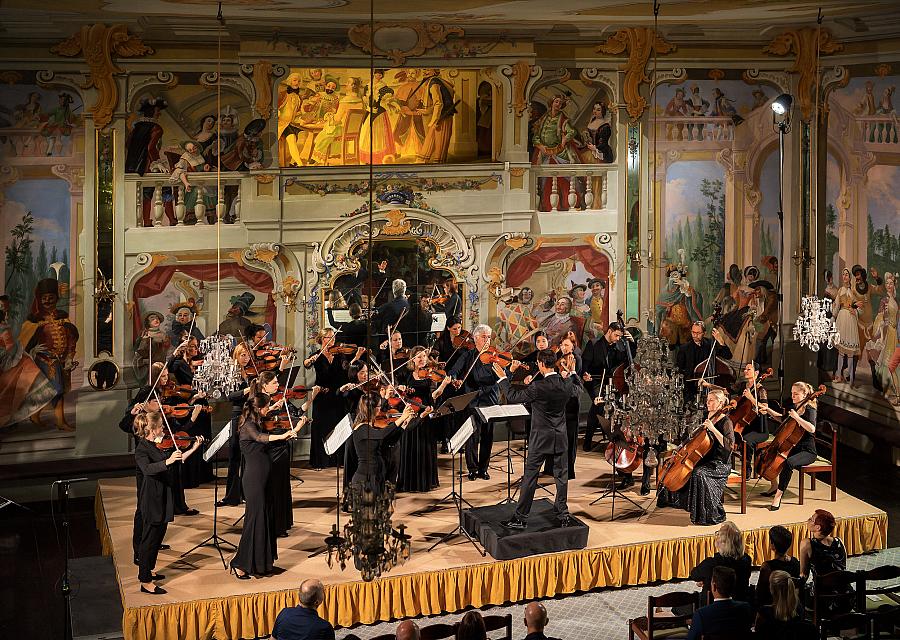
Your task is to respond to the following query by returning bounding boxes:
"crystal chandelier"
[192,334,242,399]
[326,481,411,582]
[793,295,840,352]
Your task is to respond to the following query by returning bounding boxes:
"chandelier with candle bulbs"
[192,334,242,400]
[793,295,840,352]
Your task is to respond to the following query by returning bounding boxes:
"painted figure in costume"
[712,88,743,125]
[393,69,427,159]
[218,292,256,339]
[14,91,42,126]
[531,94,584,210]
[655,266,704,346]
[851,265,885,378]
[17,279,79,431]
[586,278,606,339]
[210,106,240,169]
[584,102,614,163]
[854,81,876,116]
[278,72,313,167]
[193,114,217,157]
[134,311,171,366]
[169,301,204,344]
[665,88,690,116]
[169,141,215,214]
[687,85,710,116]
[0,295,55,429]
[417,69,457,164]
[868,272,897,401]
[312,77,363,165]
[496,288,538,349]
[537,296,580,346]
[125,97,167,175]
[833,268,861,385]
[360,69,398,164]
[38,92,75,155]
[221,118,266,171]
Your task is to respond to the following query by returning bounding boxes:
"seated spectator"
[456,611,487,640]
[396,620,420,640]
[685,566,752,640]
[272,578,334,640]
[799,509,846,578]
[522,602,561,640]
[754,570,817,640]
[688,521,752,604]
[756,525,801,608]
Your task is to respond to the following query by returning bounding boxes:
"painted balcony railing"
[531,166,611,212]
[657,116,735,143]
[858,115,900,146]
[130,174,242,228]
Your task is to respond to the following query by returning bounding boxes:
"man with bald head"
[272,578,334,639]
[523,602,561,640]
[395,619,420,640]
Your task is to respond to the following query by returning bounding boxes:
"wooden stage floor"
[96,444,888,640]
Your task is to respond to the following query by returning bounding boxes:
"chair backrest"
[814,420,838,457]
[813,569,857,623]
[648,591,701,634]
[420,622,457,640]
[482,613,513,640]
[342,108,367,139]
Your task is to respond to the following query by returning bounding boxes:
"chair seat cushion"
[630,617,690,640]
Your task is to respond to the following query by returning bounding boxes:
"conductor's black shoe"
[558,515,573,528]
[158,544,171,550]
[467,471,478,481]
[501,517,526,530]
[477,471,491,481]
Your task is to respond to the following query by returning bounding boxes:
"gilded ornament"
[507,60,535,117]
[764,27,842,121]
[874,63,892,78]
[347,22,464,65]
[707,69,725,81]
[251,60,275,119]
[597,27,675,121]
[382,210,412,235]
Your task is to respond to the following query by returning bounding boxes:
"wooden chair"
[420,622,457,640]
[340,108,366,165]
[628,590,700,640]
[483,613,513,640]
[798,420,838,504]
[856,565,900,638]
[726,438,747,514]
[811,569,859,626]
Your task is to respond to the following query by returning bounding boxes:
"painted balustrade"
[531,166,611,213]
[858,114,900,146]
[657,115,735,143]
[130,174,242,228]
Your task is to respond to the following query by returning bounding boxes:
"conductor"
[492,350,580,530]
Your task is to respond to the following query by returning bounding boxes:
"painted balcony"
[656,116,735,147]
[857,115,900,147]
[127,173,243,228]
[531,165,613,213]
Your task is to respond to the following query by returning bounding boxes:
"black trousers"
[465,412,494,474]
[544,406,579,478]
[132,469,144,561]
[778,449,817,491]
[137,521,168,583]
[516,448,569,520]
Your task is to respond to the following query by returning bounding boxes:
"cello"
[755,384,826,482]
[729,367,774,436]
[609,310,639,394]
[605,310,643,470]
[658,399,737,492]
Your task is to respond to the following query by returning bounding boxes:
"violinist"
[378,330,409,370]
[302,328,349,469]
[430,277,461,322]
[242,324,294,377]
[375,278,410,343]
[676,322,732,404]
[325,300,369,349]
[339,361,374,506]
[555,336,583,479]
[657,389,735,526]
[758,381,818,511]
[134,411,205,594]
[492,350,580,530]
[166,335,214,488]
[252,372,295,538]
[218,343,260,507]
[169,336,200,385]
[447,324,501,481]
[395,346,449,492]
[433,316,466,369]
[521,331,550,371]
[349,393,419,497]
[230,393,306,579]
[581,322,626,451]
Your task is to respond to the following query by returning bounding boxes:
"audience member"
[395,620,420,640]
[756,525,801,607]
[754,570,817,640]
[685,566,752,640]
[687,521,752,604]
[456,611,487,640]
[272,579,335,640]
[522,602,561,640]
[799,509,846,578]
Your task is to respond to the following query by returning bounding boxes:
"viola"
[729,367,774,436]
[162,403,212,419]
[155,430,196,451]
[479,347,530,371]
[416,366,447,383]
[451,330,474,349]
[658,399,737,492]
[755,385,827,482]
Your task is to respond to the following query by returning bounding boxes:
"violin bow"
[457,342,492,388]
[386,307,408,388]
[309,332,336,363]
[151,387,182,454]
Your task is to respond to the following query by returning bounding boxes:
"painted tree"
[3,211,34,331]
[689,178,726,316]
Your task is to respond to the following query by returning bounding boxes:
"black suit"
[134,439,175,583]
[326,308,369,348]
[448,349,500,475]
[376,295,410,340]
[686,599,752,640]
[581,336,626,447]
[499,372,578,520]
[676,337,732,402]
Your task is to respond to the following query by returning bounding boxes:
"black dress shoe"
[467,471,478,481]
[151,573,165,580]
[215,500,239,508]
[582,440,593,452]
[181,508,199,516]
[760,489,777,498]
[140,585,167,595]
[558,515,573,528]
[478,471,491,481]
[501,517,526,530]
[158,543,171,550]
[618,476,635,489]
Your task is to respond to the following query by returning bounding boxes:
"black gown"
[305,352,348,469]
[267,436,293,537]
[221,380,250,505]
[169,359,213,488]
[396,371,439,492]
[231,418,278,576]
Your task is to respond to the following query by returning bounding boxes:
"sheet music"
[450,417,475,455]
[324,414,353,455]
[204,420,233,461]
[431,312,447,332]
[476,404,530,421]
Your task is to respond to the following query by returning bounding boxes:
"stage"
[95,445,888,640]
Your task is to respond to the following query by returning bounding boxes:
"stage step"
[462,499,589,560]
[69,556,124,640]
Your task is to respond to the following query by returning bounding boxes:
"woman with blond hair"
[684,521,752,606]
[754,570,817,639]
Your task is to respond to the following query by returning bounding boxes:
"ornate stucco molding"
[124,253,168,303]
[200,71,256,106]
[241,61,286,120]
[501,61,542,117]
[50,24,154,129]
[597,27,676,121]
[741,68,791,95]
[126,72,178,111]
[764,27,843,121]
[580,68,622,105]
[347,22,464,65]
[51,164,85,194]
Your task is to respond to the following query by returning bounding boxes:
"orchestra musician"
[758,381,818,511]
[676,321,732,404]
[399,293,437,349]
[433,277,462,322]
[431,315,466,453]
[348,393,419,496]
[447,324,501,480]
[378,330,409,371]
[218,343,256,507]
[555,336,583,478]
[376,278,410,342]
[581,322,627,451]
[253,372,296,538]
[657,388,735,526]
[493,350,580,530]
[230,393,307,579]
[712,361,770,474]
[325,300,369,348]
[302,328,352,469]
[339,361,373,507]
[134,411,205,594]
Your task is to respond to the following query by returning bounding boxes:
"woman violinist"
[758,381,818,511]
[339,361,376,506]
[218,343,256,506]
[553,336,583,479]
[134,411,205,594]
[657,388,735,525]
[432,277,462,322]
[302,328,351,469]
[252,371,296,537]
[230,393,307,579]
[396,346,450,491]
[378,329,409,371]
[349,393,419,497]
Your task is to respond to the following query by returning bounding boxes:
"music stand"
[589,433,646,521]
[413,391,478,515]
[427,417,485,556]
[309,414,353,559]
[476,404,529,505]
[182,421,236,568]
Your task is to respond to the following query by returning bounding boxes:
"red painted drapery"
[506,245,610,287]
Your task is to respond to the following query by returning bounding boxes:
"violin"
[161,383,194,400]
[372,409,404,429]
[658,399,737,493]
[416,366,447,383]
[451,330,474,349]
[253,345,296,359]
[271,385,310,401]
[755,385,827,482]
[162,403,212,419]
[390,347,411,360]
[325,343,360,356]
[426,293,449,305]
[729,367,774,436]
[556,353,576,374]
[155,430,197,451]
[261,415,294,434]
[479,347,530,371]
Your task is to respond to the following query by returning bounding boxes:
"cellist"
[758,381,818,511]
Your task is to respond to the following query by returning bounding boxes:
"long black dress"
[396,371,439,492]
[221,380,250,505]
[305,352,348,469]
[231,418,278,576]
[267,433,293,537]
[169,358,214,488]
[657,416,735,525]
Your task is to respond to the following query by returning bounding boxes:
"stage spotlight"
[771,93,793,116]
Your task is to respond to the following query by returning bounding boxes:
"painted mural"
[491,242,611,352]
[277,67,493,167]
[0,80,82,440]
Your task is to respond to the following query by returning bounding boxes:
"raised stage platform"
[95,444,888,640]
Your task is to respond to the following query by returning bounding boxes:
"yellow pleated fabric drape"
[96,490,888,640]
